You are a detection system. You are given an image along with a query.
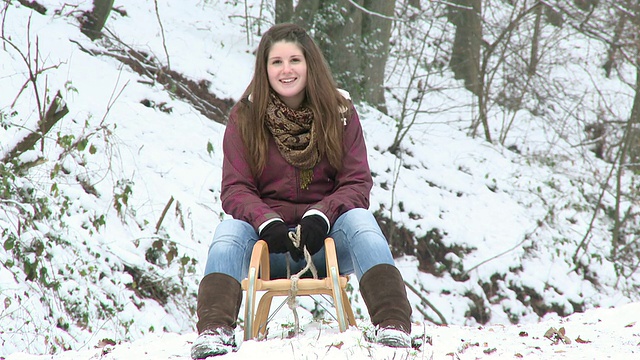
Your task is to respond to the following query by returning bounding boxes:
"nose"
[282,61,292,73]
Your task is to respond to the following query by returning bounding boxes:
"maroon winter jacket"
[220,101,373,231]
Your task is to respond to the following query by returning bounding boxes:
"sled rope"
[286,225,317,336]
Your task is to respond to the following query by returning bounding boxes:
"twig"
[404,281,447,325]
[1,19,68,163]
[388,156,402,245]
[153,0,170,70]
[2,16,42,115]
[243,0,250,45]
[462,231,533,278]
[1,1,9,51]
[347,0,403,22]
[155,196,174,234]
[388,27,430,154]
[100,66,130,126]
[71,33,231,124]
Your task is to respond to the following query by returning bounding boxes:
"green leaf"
[3,237,14,251]
[77,138,88,151]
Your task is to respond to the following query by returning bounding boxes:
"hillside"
[1,0,639,358]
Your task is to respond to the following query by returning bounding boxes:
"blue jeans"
[203,208,395,282]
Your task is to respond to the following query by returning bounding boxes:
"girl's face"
[267,41,307,109]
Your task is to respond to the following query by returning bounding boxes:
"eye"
[270,59,282,65]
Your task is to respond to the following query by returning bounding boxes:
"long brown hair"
[236,23,351,176]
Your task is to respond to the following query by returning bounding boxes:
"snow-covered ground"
[1,1,639,359]
[7,301,640,359]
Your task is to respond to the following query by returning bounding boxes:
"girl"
[191,23,412,359]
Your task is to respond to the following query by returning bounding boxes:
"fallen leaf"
[575,336,591,344]
[483,348,497,354]
[544,327,572,345]
[97,338,116,348]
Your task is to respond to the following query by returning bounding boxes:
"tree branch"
[2,91,69,163]
[404,280,448,325]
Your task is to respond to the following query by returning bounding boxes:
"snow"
[1,0,639,359]
[6,302,640,359]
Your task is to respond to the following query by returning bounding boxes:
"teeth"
[281,78,294,83]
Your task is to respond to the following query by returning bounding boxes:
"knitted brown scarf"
[265,92,319,189]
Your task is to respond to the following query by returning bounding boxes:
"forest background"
[1,0,640,357]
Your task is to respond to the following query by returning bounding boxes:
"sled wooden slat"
[249,277,348,291]
[241,238,356,341]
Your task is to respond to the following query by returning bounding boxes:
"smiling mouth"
[280,78,296,84]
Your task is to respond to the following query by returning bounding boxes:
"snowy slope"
[1,0,639,359]
[7,302,640,359]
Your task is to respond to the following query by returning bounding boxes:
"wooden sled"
[241,238,356,340]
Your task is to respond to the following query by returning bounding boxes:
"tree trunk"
[624,60,640,172]
[528,3,542,76]
[622,0,640,172]
[313,0,363,100]
[292,0,320,28]
[611,59,640,267]
[408,0,420,10]
[290,0,394,112]
[603,12,627,77]
[80,0,115,41]
[275,0,294,24]
[447,0,482,95]
[361,0,394,112]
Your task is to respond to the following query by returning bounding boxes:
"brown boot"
[191,273,243,359]
[360,264,412,347]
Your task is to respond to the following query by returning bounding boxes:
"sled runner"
[241,238,356,340]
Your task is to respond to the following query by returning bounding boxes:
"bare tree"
[545,0,640,278]
[1,16,68,165]
[447,1,549,143]
[385,1,452,154]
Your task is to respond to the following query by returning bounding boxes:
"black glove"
[299,215,329,256]
[260,221,303,261]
